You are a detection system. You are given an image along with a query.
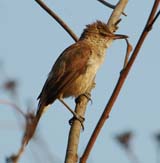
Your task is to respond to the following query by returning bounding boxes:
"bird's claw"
[75,92,93,104]
[69,114,85,130]
[83,92,93,104]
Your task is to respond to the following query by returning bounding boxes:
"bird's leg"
[75,92,92,104]
[58,98,85,129]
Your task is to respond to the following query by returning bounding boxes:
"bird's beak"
[113,34,128,40]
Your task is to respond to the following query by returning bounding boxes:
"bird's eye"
[100,32,106,37]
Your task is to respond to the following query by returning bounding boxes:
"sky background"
[0,0,160,163]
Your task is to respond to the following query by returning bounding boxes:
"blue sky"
[0,0,160,163]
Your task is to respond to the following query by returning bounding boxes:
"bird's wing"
[37,41,92,106]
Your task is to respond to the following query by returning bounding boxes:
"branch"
[97,0,127,16]
[107,0,128,31]
[123,39,132,68]
[65,83,95,163]
[80,0,159,162]
[35,0,78,42]
[0,99,25,118]
[65,1,128,163]
[5,1,79,162]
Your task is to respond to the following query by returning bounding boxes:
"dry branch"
[80,0,159,163]
[97,0,127,16]
[65,1,128,163]
[65,83,95,163]
[5,1,79,162]
[65,0,129,163]
[35,0,78,42]
[4,0,159,162]
[0,99,25,117]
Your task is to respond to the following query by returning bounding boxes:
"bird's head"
[80,21,127,47]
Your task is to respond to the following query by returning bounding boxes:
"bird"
[25,21,127,144]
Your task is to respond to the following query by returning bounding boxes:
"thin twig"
[80,0,159,162]
[6,1,79,162]
[35,0,78,42]
[123,39,132,68]
[6,112,35,163]
[0,99,25,117]
[123,0,159,73]
[4,1,80,162]
[146,9,160,31]
[97,0,127,16]
[98,0,115,9]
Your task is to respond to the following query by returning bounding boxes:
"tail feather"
[23,103,49,145]
[36,103,50,123]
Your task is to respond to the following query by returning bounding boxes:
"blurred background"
[0,0,160,163]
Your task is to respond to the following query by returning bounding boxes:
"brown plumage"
[35,20,127,134]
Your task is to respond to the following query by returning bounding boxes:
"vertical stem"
[80,0,159,162]
[107,0,128,32]
[64,93,92,163]
[80,1,128,162]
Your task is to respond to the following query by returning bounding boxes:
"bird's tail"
[23,103,49,145]
[36,103,50,124]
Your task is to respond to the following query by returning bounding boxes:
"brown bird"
[33,20,127,136]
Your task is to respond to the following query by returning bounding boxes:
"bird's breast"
[63,50,106,98]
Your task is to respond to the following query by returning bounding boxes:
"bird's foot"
[75,92,92,104]
[58,98,85,129]
[83,92,92,104]
[69,114,85,130]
